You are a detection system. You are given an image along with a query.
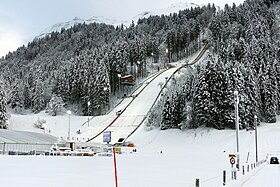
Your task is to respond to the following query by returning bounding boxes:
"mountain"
[133,2,201,21]
[35,2,201,39]
[35,16,125,39]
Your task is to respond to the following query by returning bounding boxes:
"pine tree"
[161,97,173,130]
[263,61,277,122]
[170,92,185,128]
[31,79,45,113]
[0,79,8,129]
[8,81,24,113]
[46,94,65,116]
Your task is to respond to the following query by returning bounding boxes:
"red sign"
[230,157,236,165]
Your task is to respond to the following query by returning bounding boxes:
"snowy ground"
[9,112,89,140]
[2,114,280,186]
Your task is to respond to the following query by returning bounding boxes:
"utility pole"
[234,91,240,170]
[67,110,71,140]
[254,115,258,163]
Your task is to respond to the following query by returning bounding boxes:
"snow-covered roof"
[0,129,60,144]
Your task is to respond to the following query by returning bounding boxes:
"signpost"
[229,154,237,180]
[103,131,118,187]
[103,131,111,143]
[113,146,118,187]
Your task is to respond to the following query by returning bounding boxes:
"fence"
[0,142,63,155]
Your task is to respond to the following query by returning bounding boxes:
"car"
[270,156,279,164]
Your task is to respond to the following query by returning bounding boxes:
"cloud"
[0,27,24,57]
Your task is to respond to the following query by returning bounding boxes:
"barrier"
[224,159,267,186]
[0,142,63,155]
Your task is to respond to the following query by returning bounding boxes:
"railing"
[185,159,267,187]
[187,41,209,65]
[0,142,63,155]
[224,159,267,186]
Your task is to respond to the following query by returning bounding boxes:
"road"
[242,164,280,187]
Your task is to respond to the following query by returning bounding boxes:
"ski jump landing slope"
[77,44,208,144]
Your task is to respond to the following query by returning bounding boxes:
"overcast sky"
[0,0,244,57]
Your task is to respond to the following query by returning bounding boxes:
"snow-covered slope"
[35,2,201,39]
[35,16,125,39]
[133,2,200,21]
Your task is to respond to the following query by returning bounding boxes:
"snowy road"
[242,164,280,187]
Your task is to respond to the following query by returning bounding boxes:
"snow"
[240,165,280,187]
[89,66,182,143]
[9,112,89,140]
[132,2,200,21]
[35,2,200,39]
[3,51,280,186]
[35,16,126,39]
[2,120,280,187]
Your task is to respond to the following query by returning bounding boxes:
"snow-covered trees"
[193,58,233,129]
[33,118,46,130]
[0,79,8,129]
[149,0,280,130]
[0,4,215,115]
[46,94,65,116]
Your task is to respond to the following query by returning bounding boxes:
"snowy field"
[2,113,280,186]
[8,112,89,140]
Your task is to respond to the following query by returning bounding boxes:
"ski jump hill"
[77,43,209,144]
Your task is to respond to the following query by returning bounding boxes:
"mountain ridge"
[35,2,201,39]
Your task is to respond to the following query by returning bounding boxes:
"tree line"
[148,0,280,130]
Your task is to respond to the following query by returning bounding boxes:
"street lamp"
[103,86,110,110]
[117,74,121,93]
[87,101,91,127]
[137,61,141,77]
[166,48,171,64]
[67,110,71,140]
